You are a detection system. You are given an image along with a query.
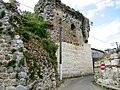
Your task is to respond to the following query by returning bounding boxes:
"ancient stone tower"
[35,0,90,45]
[35,0,93,78]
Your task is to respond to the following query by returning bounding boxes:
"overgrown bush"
[22,11,49,38]
[22,31,30,42]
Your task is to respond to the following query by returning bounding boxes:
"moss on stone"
[11,49,16,54]
[23,51,31,60]
[4,3,12,10]
[7,60,16,67]
[0,62,2,66]
[18,58,24,67]
[0,21,3,27]
[0,10,5,19]
[5,54,11,60]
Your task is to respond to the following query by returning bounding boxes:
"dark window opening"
[71,24,75,30]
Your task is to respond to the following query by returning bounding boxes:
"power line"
[17,1,34,10]
[90,35,110,44]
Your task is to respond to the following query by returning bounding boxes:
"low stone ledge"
[96,82,120,90]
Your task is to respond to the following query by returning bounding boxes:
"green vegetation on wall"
[6,60,16,67]
[22,11,49,38]
[0,10,5,19]
[21,11,58,72]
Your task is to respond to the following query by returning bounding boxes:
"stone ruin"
[35,0,93,78]
[0,0,57,90]
[35,0,90,45]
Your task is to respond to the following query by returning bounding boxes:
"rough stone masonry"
[35,0,93,78]
[0,0,58,90]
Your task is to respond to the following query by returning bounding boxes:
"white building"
[91,48,104,60]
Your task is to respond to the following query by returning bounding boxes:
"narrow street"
[58,75,105,90]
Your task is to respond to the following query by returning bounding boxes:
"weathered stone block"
[10,79,17,86]
[14,35,20,40]
[6,86,16,90]
[4,79,10,86]
[16,85,27,90]
[8,67,14,73]
[16,40,23,44]
[0,79,3,85]
[1,43,7,47]
[0,39,5,43]
[5,54,11,60]
[104,60,111,66]
[0,55,4,60]
[0,73,8,79]
[111,59,119,65]
[13,54,17,60]
[110,53,118,59]
[18,71,27,78]
[0,85,5,90]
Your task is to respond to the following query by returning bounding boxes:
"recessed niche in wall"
[71,23,75,31]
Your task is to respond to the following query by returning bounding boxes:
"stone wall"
[0,1,57,90]
[35,0,93,78]
[0,1,27,89]
[94,53,120,89]
[57,42,93,78]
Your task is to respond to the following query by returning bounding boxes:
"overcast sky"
[4,0,120,50]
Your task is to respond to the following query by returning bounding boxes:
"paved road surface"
[58,75,105,90]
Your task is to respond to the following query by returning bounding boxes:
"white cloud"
[89,19,120,50]
[85,9,97,19]
[62,0,116,19]
[85,0,115,19]
[62,0,119,20]
[96,0,114,10]
[61,0,100,9]
[100,14,105,17]
[115,0,120,9]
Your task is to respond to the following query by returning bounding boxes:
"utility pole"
[59,18,63,81]
[116,42,119,53]
[59,23,62,80]
[59,17,66,80]
[116,42,119,49]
